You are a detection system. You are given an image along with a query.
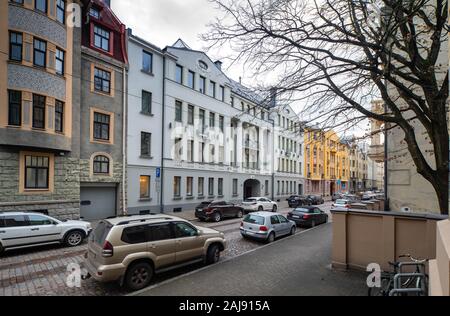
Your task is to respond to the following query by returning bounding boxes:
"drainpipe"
[122,66,127,215]
[384,116,389,211]
[269,118,275,201]
[160,55,166,213]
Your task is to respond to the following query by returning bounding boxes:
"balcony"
[368,144,384,163]
[0,127,72,152]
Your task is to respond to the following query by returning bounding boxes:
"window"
[56,0,65,24]
[33,38,46,67]
[218,178,223,196]
[173,176,181,197]
[186,177,193,197]
[187,105,194,125]
[141,132,151,157]
[55,48,64,75]
[10,0,24,4]
[89,7,100,19]
[148,224,174,242]
[2,215,28,228]
[142,51,153,73]
[25,155,49,189]
[32,94,45,129]
[175,222,197,238]
[219,146,224,164]
[208,178,214,196]
[199,109,205,132]
[55,100,64,133]
[209,112,215,128]
[199,76,206,94]
[93,112,110,141]
[121,225,147,244]
[219,116,224,132]
[28,215,52,226]
[220,86,225,102]
[232,179,238,196]
[187,140,194,162]
[94,25,110,51]
[8,90,21,126]
[94,67,111,94]
[209,144,215,163]
[199,142,205,163]
[175,64,183,84]
[174,138,182,160]
[187,71,195,89]
[198,177,204,196]
[265,180,270,195]
[175,101,182,122]
[9,31,22,62]
[141,90,152,115]
[93,155,110,174]
[230,96,234,107]
[35,0,47,13]
[209,81,216,98]
[140,176,150,199]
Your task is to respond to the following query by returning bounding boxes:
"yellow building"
[304,128,350,197]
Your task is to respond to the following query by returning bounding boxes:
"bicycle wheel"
[368,277,391,296]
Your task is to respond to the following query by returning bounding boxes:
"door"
[147,223,176,269]
[80,186,117,221]
[26,214,62,244]
[0,215,30,248]
[261,198,272,211]
[215,201,230,218]
[277,215,291,235]
[270,215,283,236]
[313,208,324,224]
[173,222,204,263]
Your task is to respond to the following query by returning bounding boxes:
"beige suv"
[83,214,226,291]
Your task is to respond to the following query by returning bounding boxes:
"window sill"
[141,69,154,76]
[140,155,154,160]
[139,198,152,202]
[140,112,154,117]
[186,196,194,200]
[217,195,224,198]
[92,90,113,98]
[208,196,216,199]
[232,194,239,197]
[197,195,205,200]
[173,196,183,201]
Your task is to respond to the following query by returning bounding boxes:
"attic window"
[90,7,100,19]
[198,60,208,71]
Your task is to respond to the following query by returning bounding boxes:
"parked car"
[240,212,296,243]
[332,193,343,202]
[307,195,325,205]
[84,214,226,291]
[287,195,311,208]
[342,194,358,202]
[241,197,278,213]
[332,199,351,210]
[195,201,244,222]
[287,206,329,228]
[0,212,92,254]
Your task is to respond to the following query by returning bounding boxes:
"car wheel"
[213,212,222,222]
[258,206,263,212]
[206,244,220,265]
[64,230,85,247]
[266,232,275,243]
[311,220,316,228]
[125,262,154,291]
[236,209,243,219]
[290,226,296,236]
[199,218,206,222]
[272,205,277,212]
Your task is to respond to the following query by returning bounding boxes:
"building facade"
[0,0,80,219]
[77,0,128,220]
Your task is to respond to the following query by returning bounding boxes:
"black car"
[307,195,325,205]
[195,201,244,222]
[287,195,311,208]
[287,206,328,228]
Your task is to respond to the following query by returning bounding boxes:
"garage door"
[80,187,117,221]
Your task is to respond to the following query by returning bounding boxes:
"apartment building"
[0,0,81,219]
[304,128,350,197]
[77,0,128,220]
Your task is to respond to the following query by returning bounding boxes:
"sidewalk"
[133,223,367,296]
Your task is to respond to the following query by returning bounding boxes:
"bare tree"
[203,0,449,214]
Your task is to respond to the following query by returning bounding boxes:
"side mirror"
[197,230,203,236]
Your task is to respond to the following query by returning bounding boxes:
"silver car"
[240,212,296,243]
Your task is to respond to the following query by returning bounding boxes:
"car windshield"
[243,215,265,225]
[293,208,313,213]
[335,200,348,204]
[92,221,112,245]
[244,198,257,202]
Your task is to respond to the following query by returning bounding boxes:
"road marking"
[128,223,330,296]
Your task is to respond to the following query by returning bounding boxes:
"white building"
[126,36,305,213]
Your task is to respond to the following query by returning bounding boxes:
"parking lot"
[0,201,334,296]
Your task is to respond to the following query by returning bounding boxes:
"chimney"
[214,60,223,70]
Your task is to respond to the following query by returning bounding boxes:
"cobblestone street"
[0,202,333,296]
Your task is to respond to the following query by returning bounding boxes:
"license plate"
[292,215,300,219]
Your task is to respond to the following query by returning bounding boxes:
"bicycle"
[368,254,429,296]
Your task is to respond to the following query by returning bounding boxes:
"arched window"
[93,155,110,174]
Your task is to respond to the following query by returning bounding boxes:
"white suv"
[0,212,92,254]
[241,197,278,213]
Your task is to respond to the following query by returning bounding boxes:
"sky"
[111,0,369,138]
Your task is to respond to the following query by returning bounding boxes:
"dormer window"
[89,7,100,19]
[93,25,110,52]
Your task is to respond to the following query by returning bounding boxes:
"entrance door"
[80,186,117,221]
[298,184,303,196]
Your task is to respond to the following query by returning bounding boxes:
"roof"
[228,79,269,107]
[104,214,184,226]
